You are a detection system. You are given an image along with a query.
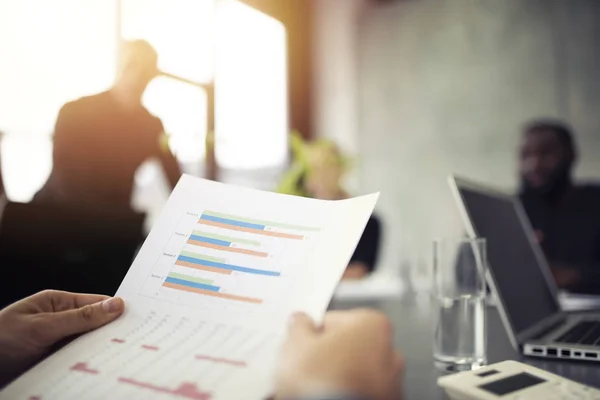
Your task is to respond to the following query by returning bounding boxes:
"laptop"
[449,176,600,362]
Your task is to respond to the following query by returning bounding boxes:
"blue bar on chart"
[189,234,231,247]
[199,214,266,230]
[197,212,307,240]
[164,277,220,292]
[200,210,321,232]
[177,255,280,277]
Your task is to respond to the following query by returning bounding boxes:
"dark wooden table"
[330,294,600,399]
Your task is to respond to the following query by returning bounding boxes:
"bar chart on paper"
[0,176,380,400]
[140,210,322,311]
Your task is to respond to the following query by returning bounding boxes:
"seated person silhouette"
[518,119,600,294]
[278,133,381,280]
[35,40,181,206]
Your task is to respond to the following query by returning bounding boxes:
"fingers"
[41,297,125,344]
[73,293,114,308]
[34,290,112,313]
[288,312,317,340]
[323,309,392,334]
[393,352,405,374]
[288,309,393,349]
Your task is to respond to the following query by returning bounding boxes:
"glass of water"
[433,237,487,372]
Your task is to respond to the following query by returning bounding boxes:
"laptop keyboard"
[556,321,600,346]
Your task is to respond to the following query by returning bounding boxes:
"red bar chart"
[118,377,211,400]
[69,362,98,375]
[11,313,270,400]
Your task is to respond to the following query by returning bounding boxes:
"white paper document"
[1,175,378,400]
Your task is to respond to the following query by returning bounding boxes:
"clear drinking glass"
[433,237,487,372]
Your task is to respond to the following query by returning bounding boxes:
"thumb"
[44,297,124,342]
[288,312,318,340]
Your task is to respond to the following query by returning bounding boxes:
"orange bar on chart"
[198,219,304,240]
[187,240,268,257]
[175,259,232,275]
[162,282,263,304]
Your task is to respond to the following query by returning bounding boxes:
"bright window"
[142,77,208,163]
[0,0,117,201]
[0,0,117,136]
[120,0,215,84]
[121,0,214,163]
[215,0,288,169]
[0,0,288,201]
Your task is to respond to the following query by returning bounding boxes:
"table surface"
[329,293,600,400]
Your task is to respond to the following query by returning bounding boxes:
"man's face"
[519,129,570,190]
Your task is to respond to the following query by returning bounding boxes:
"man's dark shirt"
[36,91,180,206]
[520,184,600,294]
[350,215,381,272]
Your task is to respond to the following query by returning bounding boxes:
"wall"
[314,0,600,273]
[312,0,367,193]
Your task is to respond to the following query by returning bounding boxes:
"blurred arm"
[551,261,600,293]
[155,127,182,189]
[342,263,370,280]
[343,217,381,280]
[547,223,600,293]
[52,104,78,170]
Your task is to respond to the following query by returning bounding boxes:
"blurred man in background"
[35,40,181,207]
[519,119,600,294]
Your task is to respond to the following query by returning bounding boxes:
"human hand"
[0,290,124,385]
[276,309,403,400]
[534,230,544,244]
[550,266,581,288]
[341,263,370,280]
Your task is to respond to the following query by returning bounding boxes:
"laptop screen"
[456,183,560,336]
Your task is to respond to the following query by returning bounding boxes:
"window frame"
[117,0,300,180]
[117,0,217,179]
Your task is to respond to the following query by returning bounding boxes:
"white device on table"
[449,176,600,362]
[437,360,600,399]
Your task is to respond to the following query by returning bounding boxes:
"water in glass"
[433,237,487,372]
[434,293,486,371]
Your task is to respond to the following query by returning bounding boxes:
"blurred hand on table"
[341,262,370,280]
[551,266,582,289]
[276,309,404,400]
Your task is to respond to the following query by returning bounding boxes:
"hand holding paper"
[1,175,378,400]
